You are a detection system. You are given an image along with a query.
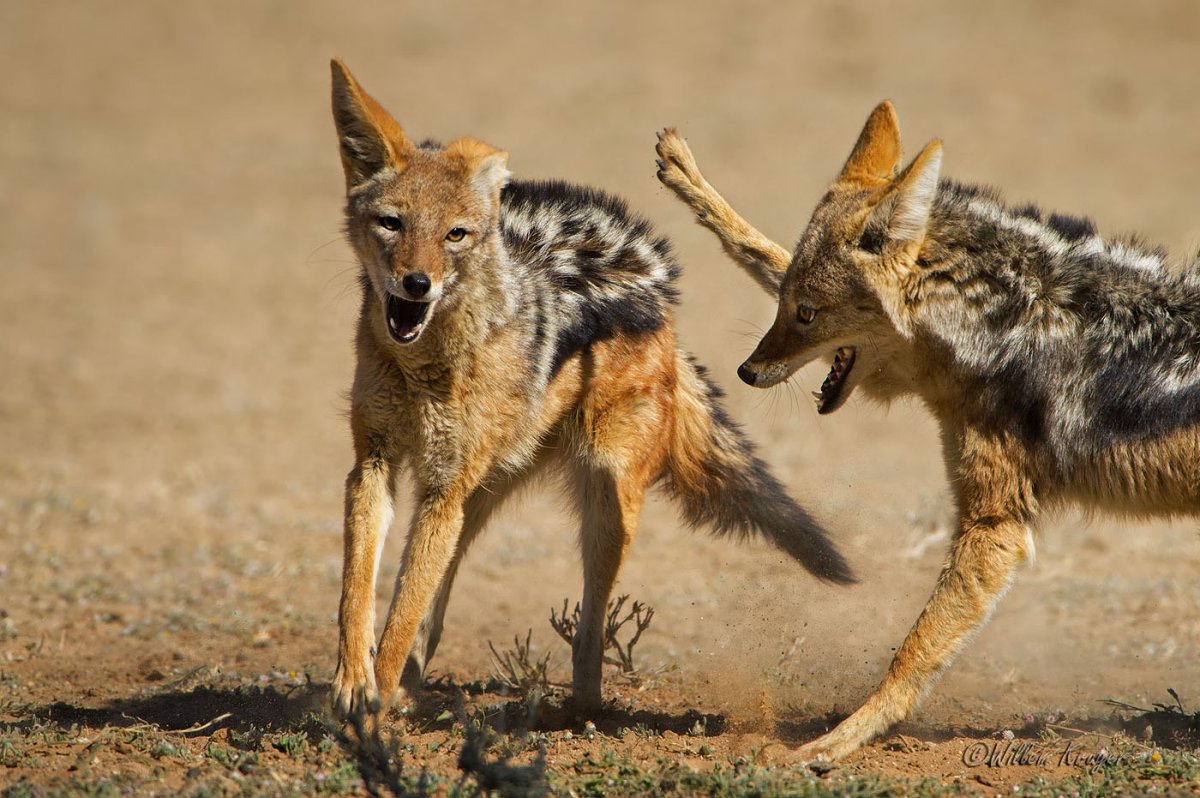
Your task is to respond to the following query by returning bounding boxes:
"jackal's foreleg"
[398,499,480,693]
[333,456,396,718]
[799,515,1032,761]
[401,462,546,689]
[373,487,469,709]
[655,128,791,296]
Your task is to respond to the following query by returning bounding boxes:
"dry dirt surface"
[4,2,1200,795]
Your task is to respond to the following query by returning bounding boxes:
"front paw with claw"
[332,651,380,718]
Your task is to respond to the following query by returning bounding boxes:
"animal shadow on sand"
[21,679,1200,754]
[23,683,322,736]
[19,676,725,741]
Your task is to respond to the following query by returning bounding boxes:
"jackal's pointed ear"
[330,59,414,189]
[885,139,943,243]
[446,137,510,205]
[838,101,903,187]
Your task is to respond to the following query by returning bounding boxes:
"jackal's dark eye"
[445,227,468,242]
[378,215,403,232]
[795,305,817,324]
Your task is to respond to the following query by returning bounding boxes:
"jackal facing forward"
[327,61,853,719]
[656,103,1200,759]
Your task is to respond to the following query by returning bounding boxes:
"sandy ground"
[3,0,1200,792]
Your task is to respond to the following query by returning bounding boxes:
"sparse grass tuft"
[271,730,308,757]
[488,630,551,699]
[330,707,442,797]
[1104,688,1200,748]
[549,594,654,676]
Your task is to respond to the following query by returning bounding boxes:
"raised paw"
[654,128,708,205]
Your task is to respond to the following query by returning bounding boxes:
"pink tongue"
[385,313,405,337]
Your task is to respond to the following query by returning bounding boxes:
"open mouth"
[385,294,431,343]
[813,347,857,414]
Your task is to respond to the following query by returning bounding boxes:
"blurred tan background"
[3,1,1200,726]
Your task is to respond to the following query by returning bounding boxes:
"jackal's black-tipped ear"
[330,59,414,189]
[884,139,942,244]
[838,101,902,187]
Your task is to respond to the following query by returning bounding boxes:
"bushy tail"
[665,354,856,585]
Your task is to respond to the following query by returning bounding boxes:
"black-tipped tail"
[666,355,856,585]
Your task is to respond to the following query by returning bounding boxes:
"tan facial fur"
[674,103,943,415]
[334,62,509,345]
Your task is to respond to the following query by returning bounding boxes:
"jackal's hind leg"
[797,516,1032,761]
[570,384,671,715]
[571,465,654,717]
[655,128,791,295]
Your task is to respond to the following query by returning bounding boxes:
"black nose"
[402,272,431,298]
[736,363,757,386]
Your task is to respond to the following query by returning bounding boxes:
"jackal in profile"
[656,103,1200,759]
[326,60,852,719]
